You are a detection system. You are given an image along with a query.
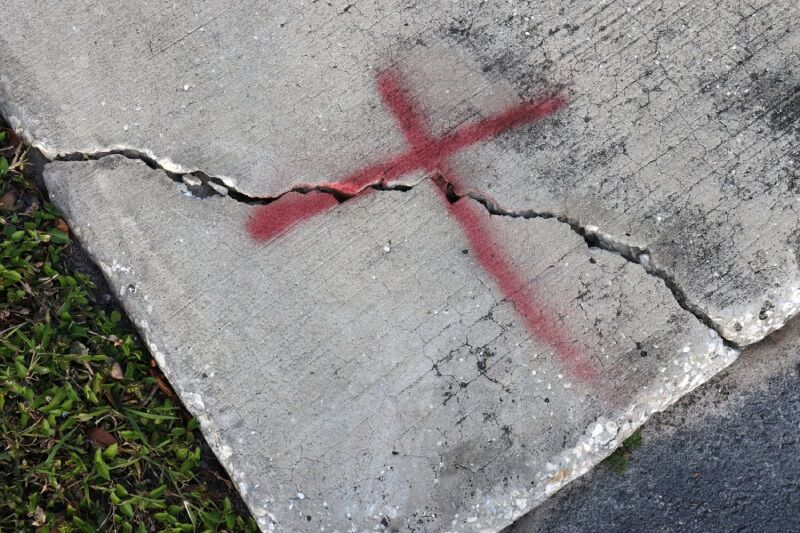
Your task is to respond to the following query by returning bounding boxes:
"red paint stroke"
[247,76,567,236]
[247,191,339,242]
[247,68,599,383]
[432,172,597,382]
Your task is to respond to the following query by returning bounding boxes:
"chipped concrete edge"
[464,335,739,532]
[0,105,435,209]
[473,193,800,350]
[0,103,186,173]
[709,283,800,346]
[4,96,799,348]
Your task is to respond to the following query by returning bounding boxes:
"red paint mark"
[246,191,339,242]
[433,173,597,382]
[331,93,567,194]
[247,68,599,383]
[248,78,567,234]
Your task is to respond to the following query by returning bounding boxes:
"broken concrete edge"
[0,105,200,182]
[458,188,799,349]
[1,104,425,204]
[477,341,739,532]
[583,227,800,347]
[9,128,783,345]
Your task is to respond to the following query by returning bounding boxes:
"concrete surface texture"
[508,315,800,533]
[0,0,798,531]
[43,157,734,531]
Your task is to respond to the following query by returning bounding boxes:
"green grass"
[0,128,257,532]
[603,430,643,475]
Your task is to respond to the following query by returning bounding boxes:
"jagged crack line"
[49,148,418,205]
[53,148,331,204]
[454,184,740,349]
[42,147,742,347]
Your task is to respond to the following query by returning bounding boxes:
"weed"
[603,430,643,475]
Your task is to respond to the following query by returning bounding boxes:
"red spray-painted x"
[247,69,600,384]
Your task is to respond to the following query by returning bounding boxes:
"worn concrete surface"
[508,315,800,533]
[1,0,799,531]
[45,156,733,531]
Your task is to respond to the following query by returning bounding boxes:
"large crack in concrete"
[40,146,751,349]
[458,188,743,350]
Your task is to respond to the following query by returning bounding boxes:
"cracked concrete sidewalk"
[1,1,798,531]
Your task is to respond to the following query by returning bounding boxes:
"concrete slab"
[1,0,798,531]
[1,1,798,345]
[45,156,734,531]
